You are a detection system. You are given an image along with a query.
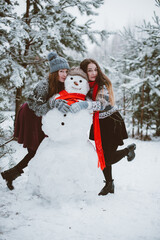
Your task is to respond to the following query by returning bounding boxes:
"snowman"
[27,67,100,202]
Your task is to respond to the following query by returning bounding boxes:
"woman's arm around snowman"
[70,85,117,115]
[28,79,69,116]
[27,79,51,117]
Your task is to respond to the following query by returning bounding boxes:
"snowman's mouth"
[72,87,81,91]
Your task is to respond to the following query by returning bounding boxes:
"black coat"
[89,111,128,146]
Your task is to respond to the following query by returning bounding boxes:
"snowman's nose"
[74,81,79,86]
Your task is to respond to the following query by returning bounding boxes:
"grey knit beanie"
[47,51,70,73]
[68,67,88,81]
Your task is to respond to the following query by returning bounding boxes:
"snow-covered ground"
[0,138,160,240]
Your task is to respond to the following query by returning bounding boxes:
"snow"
[1,75,160,240]
[0,138,160,240]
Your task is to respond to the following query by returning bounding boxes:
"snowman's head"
[64,67,89,95]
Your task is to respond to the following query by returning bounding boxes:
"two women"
[1,51,70,190]
[1,53,136,196]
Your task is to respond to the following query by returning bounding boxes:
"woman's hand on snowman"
[55,99,70,113]
[48,96,56,109]
[48,97,70,113]
[70,101,89,113]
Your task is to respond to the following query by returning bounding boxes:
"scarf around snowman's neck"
[56,90,86,105]
[89,81,106,171]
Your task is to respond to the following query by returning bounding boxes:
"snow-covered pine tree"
[0,112,13,160]
[104,29,140,137]
[134,8,160,138]
[105,7,160,139]
[154,1,160,137]
[86,0,160,139]
[0,0,106,125]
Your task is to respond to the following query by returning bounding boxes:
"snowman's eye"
[70,77,73,80]
[79,80,82,83]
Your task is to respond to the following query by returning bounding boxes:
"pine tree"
[104,6,160,139]
[0,0,106,124]
[87,0,160,139]
[133,9,160,138]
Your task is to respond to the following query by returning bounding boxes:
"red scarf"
[89,81,106,170]
[56,90,86,105]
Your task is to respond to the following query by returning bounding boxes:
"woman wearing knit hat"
[1,51,70,190]
[70,58,136,196]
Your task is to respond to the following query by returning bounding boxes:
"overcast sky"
[17,0,159,31]
[16,0,159,52]
[91,0,159,31]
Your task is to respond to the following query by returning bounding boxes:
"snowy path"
[0,138,160,240]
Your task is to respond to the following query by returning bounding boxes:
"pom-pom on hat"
[68,67,88,81]
[47,51,70,73]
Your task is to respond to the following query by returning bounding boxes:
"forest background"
[0,0,160,159]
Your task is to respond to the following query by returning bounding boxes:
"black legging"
[102,144,128,182]
[16,148,36,172]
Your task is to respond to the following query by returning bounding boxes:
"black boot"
[1,166,24,190]
[98,180,114,196]
[126,143,136,161]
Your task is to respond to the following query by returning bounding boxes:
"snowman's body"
[28,74,100,201]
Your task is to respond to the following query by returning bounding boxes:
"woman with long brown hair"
[1,51,70,190]
[70,58,136,196]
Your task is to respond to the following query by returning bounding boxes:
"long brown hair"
[80,59,115,105]
[47,71,64,100]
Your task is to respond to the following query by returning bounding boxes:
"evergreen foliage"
[0,0,106,116]
[107,7,160,139]
[0,0,106,158]
[0,0,159,142]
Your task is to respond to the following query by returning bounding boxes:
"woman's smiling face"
[58,69,69,82]
[87,63,98,81]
